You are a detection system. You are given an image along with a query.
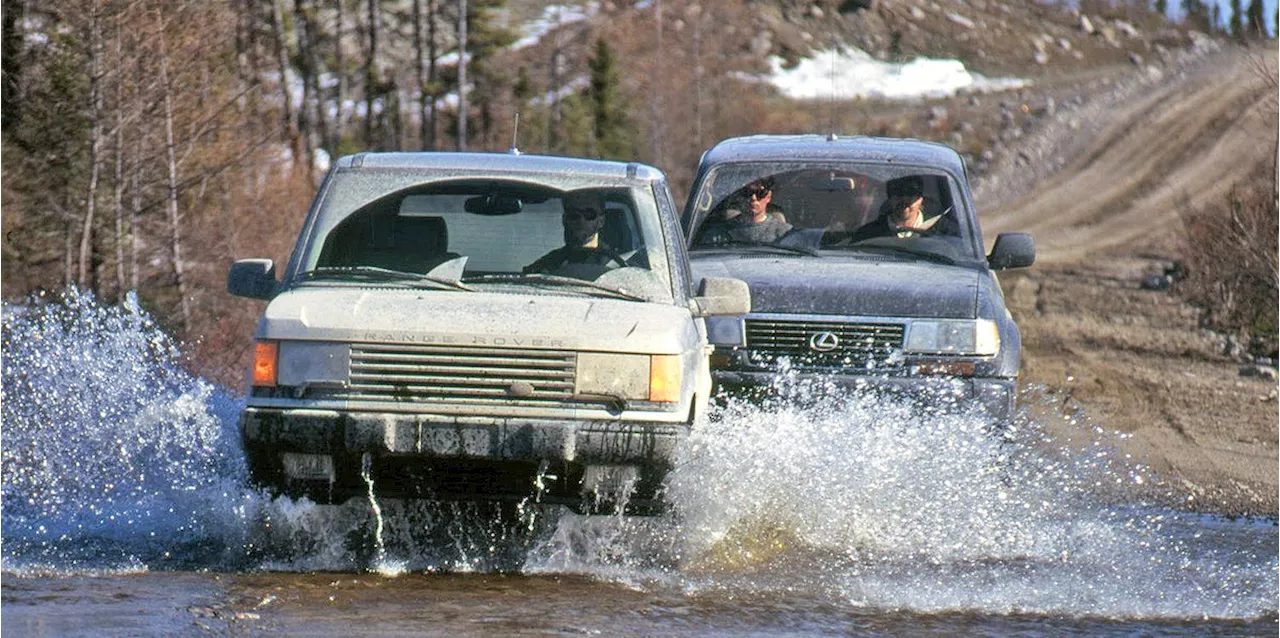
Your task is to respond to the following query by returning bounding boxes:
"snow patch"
[768,48,1031,101]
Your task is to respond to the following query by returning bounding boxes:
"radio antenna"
[508,112,522,155]
[828,45,837,136]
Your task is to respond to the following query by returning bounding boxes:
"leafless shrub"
[1177,174,1278,356]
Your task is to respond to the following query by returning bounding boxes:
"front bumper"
[240,408,687,511]
[710,370,1017,422]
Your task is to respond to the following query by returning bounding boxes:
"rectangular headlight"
[277,341,350,387]
[904,319,999,356]
[705,316,745,346]
[576,352,650,400]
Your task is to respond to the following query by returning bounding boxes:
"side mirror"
[987,232,1036,271]
[693,277,751,317]
[227,259,278,300]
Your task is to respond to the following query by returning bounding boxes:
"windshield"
[688,162,981,263]
[291,172,675,302]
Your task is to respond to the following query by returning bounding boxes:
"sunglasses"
[563,207,601,221]
[747,187,771,199]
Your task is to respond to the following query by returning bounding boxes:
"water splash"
[1,290,1274,621]
[656,381,1278,619]
[2,289,251,572]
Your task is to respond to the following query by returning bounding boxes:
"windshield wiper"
[465,273,645,301]
[695,241,819,257]
[843,244,958,265]
[296,266,473,291]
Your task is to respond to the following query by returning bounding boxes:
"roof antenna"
[508,112,522,155]
[828,45,837,138]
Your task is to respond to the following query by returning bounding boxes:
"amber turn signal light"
[648,355,682,403]
[252,340,279,387]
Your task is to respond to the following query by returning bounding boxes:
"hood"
[258,287,697,354]
[692,255,979,318]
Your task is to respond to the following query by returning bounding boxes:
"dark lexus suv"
[681,134,1035,421]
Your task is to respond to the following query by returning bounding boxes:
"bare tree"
[412,0,428,148]
[112,18,127,296]
[364,0,379,146]
[457,0,468,149]
[426,0,440,149]
[334,0,350,133]
[77,0,104,291]
[649,0,664,167]
[155,8,190,330]
[295,0,329,175]
[269,0,300,161]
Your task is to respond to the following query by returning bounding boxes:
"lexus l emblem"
[809,331,840,352]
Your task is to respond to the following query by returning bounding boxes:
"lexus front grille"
[744,318,905,370]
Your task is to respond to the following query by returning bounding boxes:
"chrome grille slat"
[744,318,905,369]
[329,342,577,404]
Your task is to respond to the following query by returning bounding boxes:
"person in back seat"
[523,190,626,277]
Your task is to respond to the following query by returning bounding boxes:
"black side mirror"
[987,232,1036,271]
[227,259,278,300]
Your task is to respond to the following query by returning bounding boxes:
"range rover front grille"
[335,343,577,407]
[744,318,905,369]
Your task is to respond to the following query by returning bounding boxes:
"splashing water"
[1,290,1274,621]
[662,385,1277,618]
[2,290,252,571]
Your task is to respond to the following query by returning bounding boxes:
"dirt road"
[976,45,1278,515]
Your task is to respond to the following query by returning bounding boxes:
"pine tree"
[1154,0,1168,17]
[1245,0,1267,37]
[1230,0,1244,37]
[2,0,24,132]
[586,38,631,160]
[1181,0,1213,31]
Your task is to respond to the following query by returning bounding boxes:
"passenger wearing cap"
[847,175,943,242]
[523,190,627,277]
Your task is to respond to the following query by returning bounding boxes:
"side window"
[600,193,640,254]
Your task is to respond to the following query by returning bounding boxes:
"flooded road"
[3,293,1276,635]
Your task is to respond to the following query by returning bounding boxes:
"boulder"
[946,12,976,29]
[1239,365,1279,381]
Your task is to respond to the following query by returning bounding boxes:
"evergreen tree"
[1181,0,1213,31]
[8,27,93,287]
[586,38,631,160]
[0,0,22,130]
[1245,0,1267,37]
[1230,0,1244,37]
[1154,0,1168,17]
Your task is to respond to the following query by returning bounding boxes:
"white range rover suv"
[227,151,748,514]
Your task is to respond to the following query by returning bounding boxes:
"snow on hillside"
[767,47,1030,101]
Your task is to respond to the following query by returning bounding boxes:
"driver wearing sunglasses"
[523,190,628,277]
